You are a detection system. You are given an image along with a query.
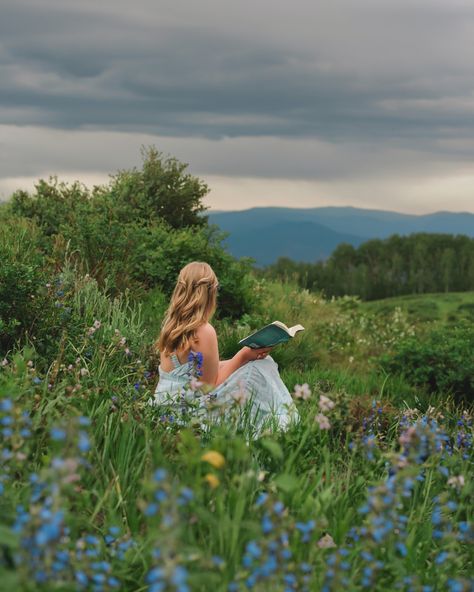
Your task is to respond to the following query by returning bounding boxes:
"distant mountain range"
[208,207,474,266]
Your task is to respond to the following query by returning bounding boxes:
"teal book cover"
[238,321,304,349]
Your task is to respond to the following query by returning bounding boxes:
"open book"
[238,321,305,349]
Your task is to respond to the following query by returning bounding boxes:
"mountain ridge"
[208,206,474,265]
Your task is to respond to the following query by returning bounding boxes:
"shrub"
[132,223,258,319]
[0,218,58,356]
[379,323,474,401]
[8,148,258,319]
[457,302,474,320]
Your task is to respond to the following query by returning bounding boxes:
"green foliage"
[0,218,60,356]
[264,233,474,300]
[11,178,91,238]
[107,146,209,229]
[362,291,474,327]
[380,322,474,401]
[457,301,474,320]
[3,149,474,590]
[1,336,472,590]
[10,147,208,234]
[7,147,256,319]
[0,238,473,589]
[134,223,257,319]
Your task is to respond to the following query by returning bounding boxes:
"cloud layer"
[2,0,474,211]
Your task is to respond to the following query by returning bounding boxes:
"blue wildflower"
[78,432,90,453]
[0,399,13,412]
[246,541,261,558]
[153,469,167,482]
[261,515,273,534]
[50,427,66,441]
[396,542,407,557]
[146,567,165,584]
[435,551,449,565]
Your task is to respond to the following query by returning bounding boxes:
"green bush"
[8,148,258,319]
[380,322,474,401]
[457,302,474,320]
[0,218,58,356]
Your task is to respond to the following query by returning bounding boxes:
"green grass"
[362,291,474,325]
[1,277,473,591]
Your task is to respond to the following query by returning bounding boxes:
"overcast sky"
[2,0,474,212]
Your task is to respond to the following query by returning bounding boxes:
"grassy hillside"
[362,291,474,324]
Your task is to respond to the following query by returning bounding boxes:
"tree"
[10,178,91,237]
[440,248,456,292]
[107,146,209,228]
[262,233,474,300]
[6,148,256,318]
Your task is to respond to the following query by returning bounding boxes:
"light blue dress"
[152,352,298,432]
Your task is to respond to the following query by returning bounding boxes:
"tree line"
[264,234,474,300]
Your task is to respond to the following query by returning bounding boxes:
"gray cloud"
[1,125,471,182]
[2,0,474,142]
[2,0,474,212]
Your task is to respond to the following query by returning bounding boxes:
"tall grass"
[0,273,472,591]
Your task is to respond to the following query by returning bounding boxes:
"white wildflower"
[447,475,465,488]
[318,395,335,413]
[293,383,311,400]
[317,533,336,548]
[315,413,331,430]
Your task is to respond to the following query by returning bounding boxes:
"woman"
[153,261,298,431]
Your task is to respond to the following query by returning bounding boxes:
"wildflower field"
[0,157,473,591]
[1,268,473,592]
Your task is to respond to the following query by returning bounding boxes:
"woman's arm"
[192,324,271,387]
[215,347,273,386]
[215,351,248,385]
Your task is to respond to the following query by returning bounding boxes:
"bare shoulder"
[193,322,217,343]
[189,323,217,351]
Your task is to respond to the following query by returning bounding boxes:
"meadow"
[0,153,473,591]
[1,271,473,592]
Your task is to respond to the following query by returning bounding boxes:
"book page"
[271,320,290,333]
[288,324,305,337]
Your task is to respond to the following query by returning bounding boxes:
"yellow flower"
[204,473,220,489]
[201,450,225,469]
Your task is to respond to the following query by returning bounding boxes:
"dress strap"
[170,351,182,368]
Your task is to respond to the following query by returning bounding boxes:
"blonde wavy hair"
[157,261,219,356]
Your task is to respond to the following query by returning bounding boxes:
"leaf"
[0,570,20,589]
[260,438,284,461]
[0,524,19,550]
[274,473,299,493]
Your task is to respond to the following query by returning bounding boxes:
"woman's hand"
[216,346,273,386]
[239,346,273,363]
